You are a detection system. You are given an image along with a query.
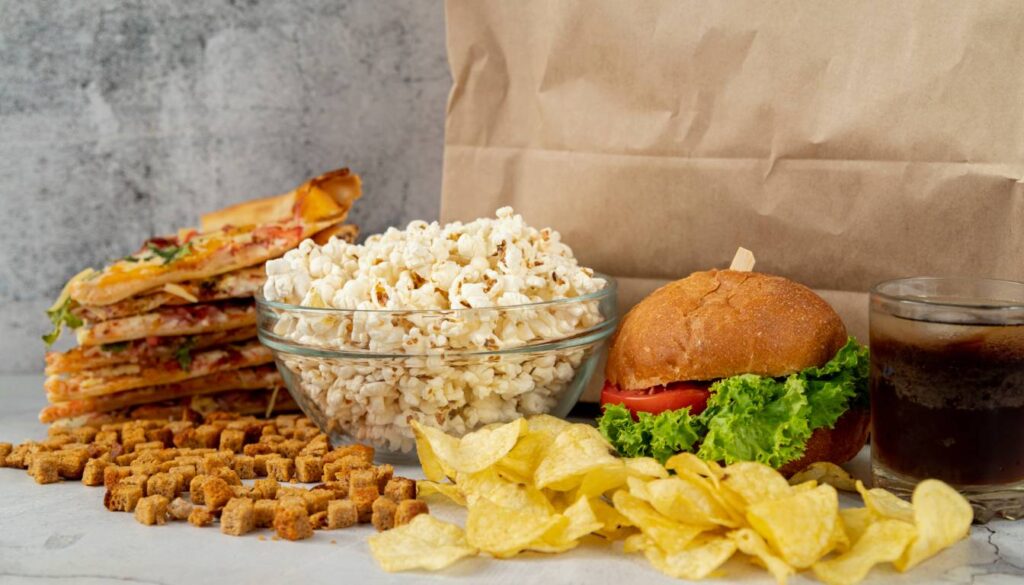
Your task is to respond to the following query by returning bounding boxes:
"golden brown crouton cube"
[194,424,223,448]
[266,457,294,482]
[273,506,313,541]
[299,434,329,457]
[259,434,285,446]
[277,495,309,513]
[134,495,169,526]
[373,464,394,492]
[326,444,374,465]
[81,458,109,486]
[121,427,147,453]
[146,472,180,500]
[214,467,242,486]
[72,426,99,444]
[326,500,358,529]
[94,430,119,445]
[119,474,149,493]
[394,499,429,527]
[134,441,163,453]
[309,511,327,530]
[29,453,61,484]
[277,439,306,459]
[168,464,196,486]
[202,476,233,512]
[254,499,277,528]
[371,496,398,531]
[0,443,12,462]
[201,453,228,475]
[252,477,279,500]
[243,442,274,457]
[43,435,75,450]
[57,448,91,478]
[129,461,159,476]
[303,489,334,514]
[233,455,255,479]
[189,474,209,504]
[349,469,377,491]
[115,452,138,466]
[231,486,253,499]
[254,453,278,476]
[383,477,417,502]
[105,482,144,512]
[221,498,255,536]
[145,427,172,446]
[311,479,348,499]
[218,429,246,453]
[350,485,379,523]
[103,466,132,490]
[188,506,214,527]
[168,497,193,521]
[294,455,323,483]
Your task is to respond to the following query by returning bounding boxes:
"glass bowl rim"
[256,272,616,314]
[870,276,1024,311]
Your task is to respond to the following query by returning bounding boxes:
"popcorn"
[264,208,607,452]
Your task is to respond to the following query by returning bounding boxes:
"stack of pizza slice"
[40,169,361,425]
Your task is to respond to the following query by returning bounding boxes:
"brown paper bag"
[440,0,1024,401]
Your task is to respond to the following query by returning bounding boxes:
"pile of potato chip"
[368,416,973,584]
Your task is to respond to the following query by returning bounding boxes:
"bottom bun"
[777,408,871,476]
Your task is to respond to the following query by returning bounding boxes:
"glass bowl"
[255,275,617,461]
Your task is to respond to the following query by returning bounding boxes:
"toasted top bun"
[606,270,848,390]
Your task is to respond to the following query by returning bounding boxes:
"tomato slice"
[600,380,711,416]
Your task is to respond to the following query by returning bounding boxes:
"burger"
[596,269,870,474]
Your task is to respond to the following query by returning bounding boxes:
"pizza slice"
[46,387,299,427]
[45,338,272,402]
[66,168,360,307]
[45,326,257,375]
[74,300,255,346]
[39,365,282,423]
[71,266,267,323]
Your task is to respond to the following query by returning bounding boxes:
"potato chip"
[612,490,705,555]
[855,480,914,523]
[839,507,873,545]
[635,535,738,580]
[895,479,973,572]
[729,528,795,585]
[494,429,548,484]
[416,480,467,506]
[789,462,858,492]
[665,452,724,484]
[720,462,792,514]
[411,421,454,482]
[625,457,670,479]
[525,413,572,438]
[591,497,635,540]
[790,480,818,492]
[575,457,670,499]
[812,519,917,585]
[466,495,564,558]
[458,468,554,514]
[412,419,527,476]
[534,424,618,491]
[532,495,605,553]
[368,514,478,572]
[746,484,840,569]
[633,476,729,529]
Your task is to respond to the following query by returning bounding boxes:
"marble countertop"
[1,373,1022,585]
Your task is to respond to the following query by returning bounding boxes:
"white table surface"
[1,373,1022,585]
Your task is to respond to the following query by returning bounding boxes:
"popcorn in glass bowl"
[257,208,617,457]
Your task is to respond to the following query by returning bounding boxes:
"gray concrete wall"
[0,1,450,372]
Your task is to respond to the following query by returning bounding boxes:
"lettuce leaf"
[697,375,812,467]
[42,297,83,347]
[597,403,702,462]
[596,337,869,466]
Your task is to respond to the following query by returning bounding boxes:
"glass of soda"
[870,277,1024,522]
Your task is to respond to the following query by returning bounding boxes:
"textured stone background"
[0,1,449,372]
